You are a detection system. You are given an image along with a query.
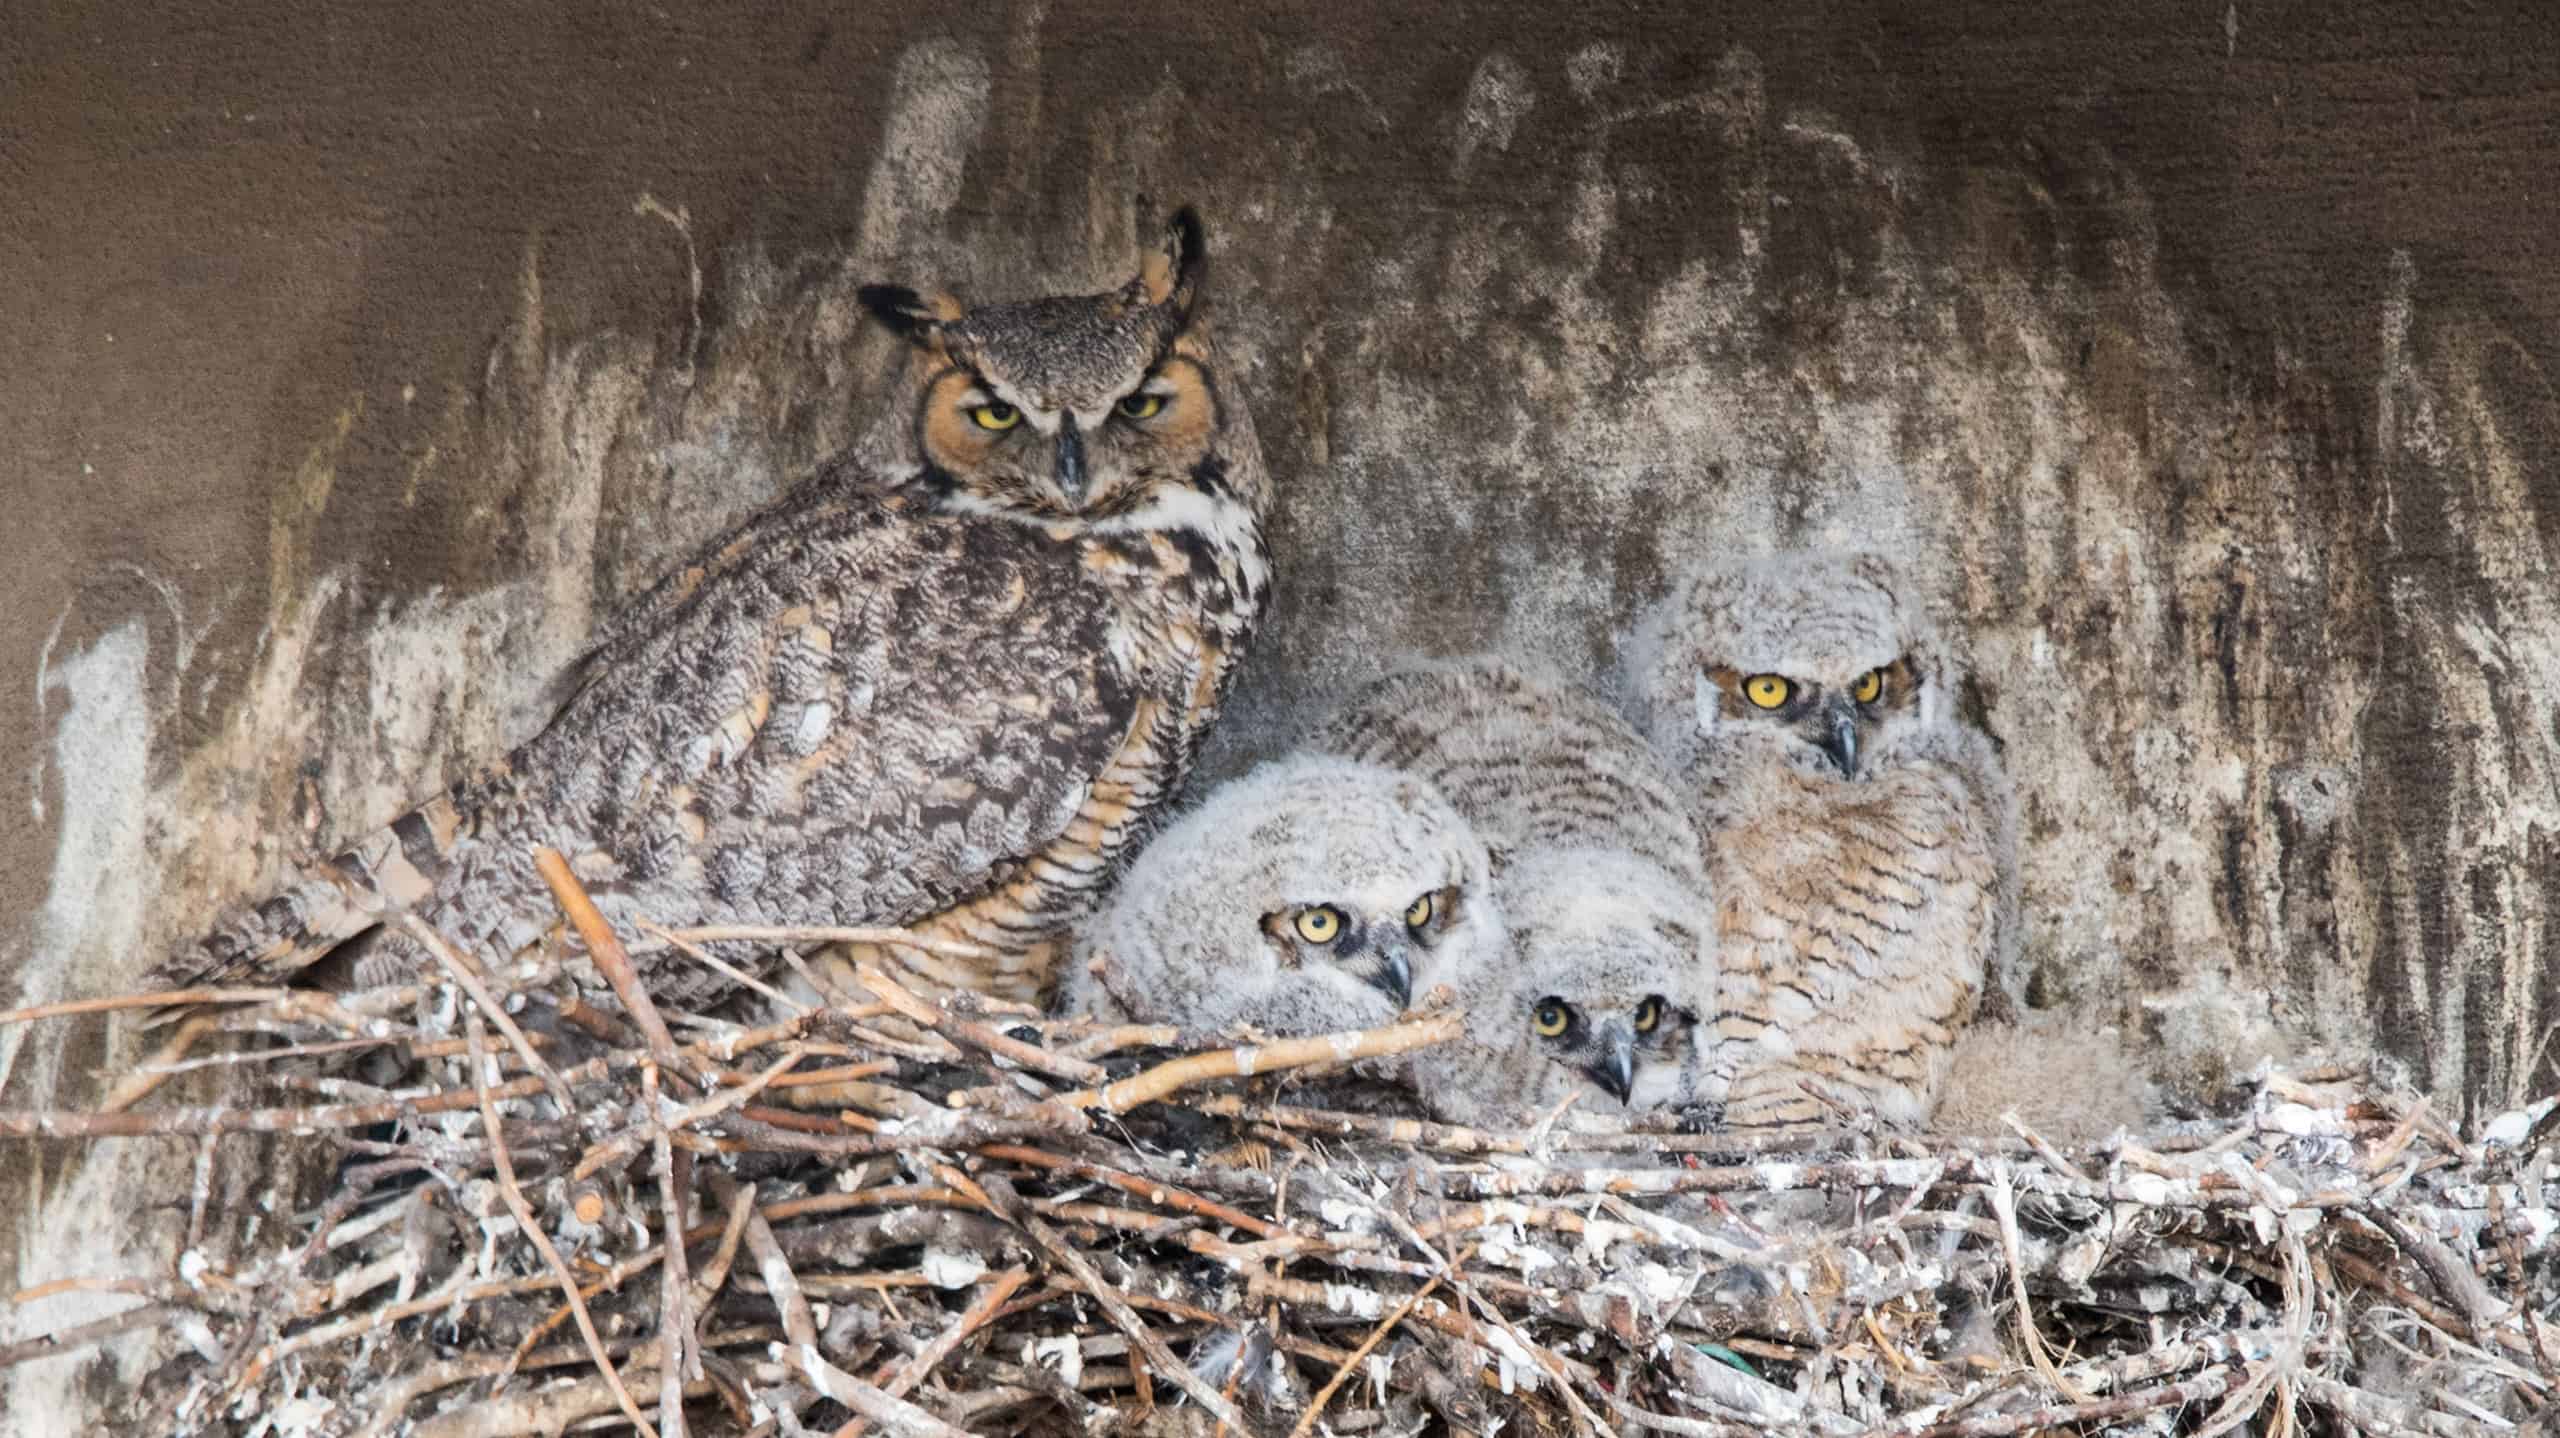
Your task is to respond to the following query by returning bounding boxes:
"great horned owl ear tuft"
[858,285,964,344]
[1138,206,1208,316]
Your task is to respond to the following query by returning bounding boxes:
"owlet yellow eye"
[1532,997,1570,1037]
[969,402,1020,431]
[1633,996,1665,1033]
[1852,669,1883,704]
[1743,674,1793,710]
[1293,907,1344,944]
[1116,391,1165,420]
[1404,893,1435,929]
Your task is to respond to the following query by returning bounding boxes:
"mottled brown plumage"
[1629,550,2018,1131]
[156,210,1271,1010]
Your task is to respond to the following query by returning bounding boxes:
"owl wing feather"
[496,485,1140,943]
[157,481,1148,1010]
[527,465,874,734]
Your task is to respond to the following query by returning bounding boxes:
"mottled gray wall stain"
[5,3,2559,1420]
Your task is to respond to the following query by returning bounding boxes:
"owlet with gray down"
[1629,549,2018,1131]
[1311,659,1721,1129]
[1055,755,1503,1036]
[154,209,1271,1012]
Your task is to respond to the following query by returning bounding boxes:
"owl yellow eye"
[1404,893,1435,929]
[1532,997,1570,1037]
[1852,669,1883,704]
[969,402,1020,431]
[1116,391,1165,420]
[1633,996,1665,1033]
[1743,674,1793,710]
[1293,906,1344,944]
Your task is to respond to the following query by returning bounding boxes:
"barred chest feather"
[870,486,1269,1004]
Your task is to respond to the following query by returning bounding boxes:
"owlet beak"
[1362,945,1413,1009]
[1580,1019,1638,1106]
[1818,698,1859,779]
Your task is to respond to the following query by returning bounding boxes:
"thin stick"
[835,1269,1035,1438]
[650,1061,695,1438]
[1852,1365,2241,1438]
[534,846,686,1078]
[0,1068,576,1137]
[0,988,295,1025]
[740,1205,971,1438]
[569,1049,803,1184]
[99,1011,221,1112]
[1985,1160,2088,1403]
[1287,1251,1465,1437]
[986,1177,1265,1436]
[461,1009,658,1438]
[405,913,577,1114]
[977,1143,1284,1239]
[652,924,1002,963]
[854,963,1106,1085]
[1188,1092,1830,1158]
[690,1178,759,1316]
[760,1060,898,1091]
[637,919,808,1012]
[1062,1013,1462,1113]
[1363,1192,1621,1438]
[0,1303,168,1370]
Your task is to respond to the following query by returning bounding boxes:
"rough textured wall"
[5,2,2558,1421]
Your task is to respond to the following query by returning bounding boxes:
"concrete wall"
[5,2,2558,1420]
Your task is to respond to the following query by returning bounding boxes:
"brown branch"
[1288,1249,1466,1438]
[0,1302,167,1370]
[834,1269,1035,1438]
[649,1062,695,1438]
[1847,1364,2241,1437]
[984,1175,1267,1436]
[740,1204,972,1438]
[99,1011,222,1112]
[534,845,686,1079]
[977,1143,1285,1239]
[1062,1012,1462,1114]
[461,1009,658,1438]
[405,912,577,1113]
[411,1377,716,1438]
[636,918,807,1011]
[355,1327,781,1438]
[690,1175,760,1313]
[652,923,1003,963]
[853,962,1106,1085]
[0,988,296,1025]
[0,1065,594,1138]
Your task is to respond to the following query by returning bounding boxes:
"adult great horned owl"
[156,209,1271,1011]
[1629,549,2018,1131]
[1054,755,1502,1035]
[1311,659,1720,1129]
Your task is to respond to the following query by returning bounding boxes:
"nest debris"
[3,849,2555,1437]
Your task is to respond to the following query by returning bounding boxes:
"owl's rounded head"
[1630,549,1957,783]
[858,208,1267,526]
[1059,754,1503,1035]
[1414,845,1717,1130]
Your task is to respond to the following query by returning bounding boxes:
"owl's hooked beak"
[1054,424,1088,506]
[1581,1019,1638,1105]
[1817,698,1860,779]
[1369,944,1414,1009]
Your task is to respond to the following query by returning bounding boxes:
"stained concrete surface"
[4,2,2559,1424]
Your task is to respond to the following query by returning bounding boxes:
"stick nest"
[5,861,2555,1437]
